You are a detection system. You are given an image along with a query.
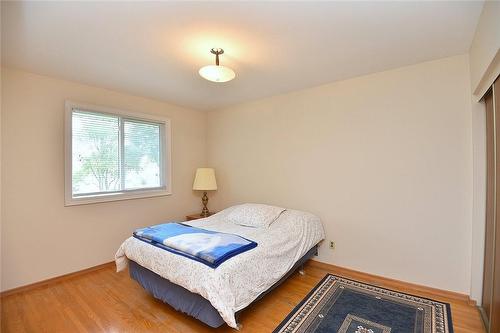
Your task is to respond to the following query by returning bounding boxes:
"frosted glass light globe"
[199,65,236,83]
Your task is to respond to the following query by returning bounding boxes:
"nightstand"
[186,213,215,221]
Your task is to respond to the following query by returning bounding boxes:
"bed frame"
[129,244,319,328]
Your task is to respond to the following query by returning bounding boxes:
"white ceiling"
[1,1,484,111]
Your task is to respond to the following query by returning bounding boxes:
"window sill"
[65,189,172,206]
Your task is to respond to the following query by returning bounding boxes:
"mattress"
[128,245,318,328]
[115,207,325,328]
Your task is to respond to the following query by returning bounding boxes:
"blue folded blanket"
[133,222,257,268]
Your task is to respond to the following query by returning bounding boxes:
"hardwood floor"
[1,261,485,333]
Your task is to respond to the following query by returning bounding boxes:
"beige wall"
[0,55,483,295]
[468,0,500,303]
[469,0,500,100]
[470,99,486,303]
[1,68,207,291]
[207,55,473,294]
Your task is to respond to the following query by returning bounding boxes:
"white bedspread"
[115,207,325,329]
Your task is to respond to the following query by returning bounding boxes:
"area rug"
[274,274,453,333]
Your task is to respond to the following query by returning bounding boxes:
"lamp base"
[201,191,210,217]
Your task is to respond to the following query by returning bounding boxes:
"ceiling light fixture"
[199,48,235,83]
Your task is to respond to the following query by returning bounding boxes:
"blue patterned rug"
[274,274,453,333]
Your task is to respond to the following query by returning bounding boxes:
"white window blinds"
[123,119,162,190]
[68,107,168,202]
[72,111,121,195]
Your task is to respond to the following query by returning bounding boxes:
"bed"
[115,204,325,329]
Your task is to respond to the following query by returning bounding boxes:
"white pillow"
[227,203,286,228]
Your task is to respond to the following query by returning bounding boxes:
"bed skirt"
[129,244,319,328]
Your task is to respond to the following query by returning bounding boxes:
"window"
[65,101,171,205]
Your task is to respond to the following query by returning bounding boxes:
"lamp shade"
[193,168,217,191]
[199,65,235,83]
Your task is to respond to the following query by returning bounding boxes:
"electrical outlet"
[329,241,335,250]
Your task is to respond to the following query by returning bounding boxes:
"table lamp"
[192,168,218,217]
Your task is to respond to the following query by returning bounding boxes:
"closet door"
[483,77,500,333]
[492,78,500,333]
[483,88,495,326]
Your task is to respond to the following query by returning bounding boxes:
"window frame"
[64,101,172,206]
